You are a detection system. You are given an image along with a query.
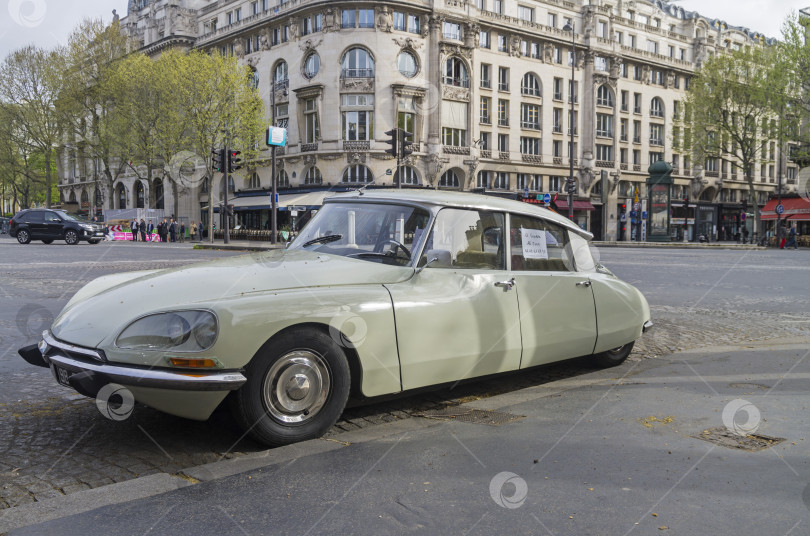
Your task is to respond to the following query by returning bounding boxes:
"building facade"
[58,0,799,240]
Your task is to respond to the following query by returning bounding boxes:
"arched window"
[341,48,374,78]
[116,183,126,209]
[597,85,614,107]
[650,97,664,118]
[135,181,145,208]
[443,57,468,87]
[477,170,491,188]
[219,176,235,195]
[342,164,373,183]
[439,169,461,188]
[521,73,541,97]
[68,190,76,203]
[273,61,288,83]
[304,166,323,185]
[277,170,290,187]
[248,172,261,189]
[394,166,419,185]
[154,180,164,209]
[80,189,89,205]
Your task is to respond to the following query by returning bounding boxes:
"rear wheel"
[42,239,53,244]
[593,342,634,368]
[16,229,31,244]
[64,230,79,245]
[231,328,351,447]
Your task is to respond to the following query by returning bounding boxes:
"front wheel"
[64,230,79,245]
[17,229,31,244]
[231,328,351,447]
[593,341,634,368]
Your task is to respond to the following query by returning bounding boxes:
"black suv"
[9,209,105,245]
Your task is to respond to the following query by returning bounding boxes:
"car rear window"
[25,212,44,223]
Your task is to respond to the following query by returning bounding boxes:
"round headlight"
[116,311,217,352]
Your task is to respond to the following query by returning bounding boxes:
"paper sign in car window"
[521,228,548,259]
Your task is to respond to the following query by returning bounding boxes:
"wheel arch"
[249,322,365,401]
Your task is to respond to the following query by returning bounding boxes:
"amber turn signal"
[169,357,218,368]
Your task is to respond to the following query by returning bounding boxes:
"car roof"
[325,189,593,239]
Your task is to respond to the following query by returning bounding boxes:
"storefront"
[696,204,716,241]
[718,204,743,241]
[761,196,810,236]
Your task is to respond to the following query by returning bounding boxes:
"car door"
[508,213,597,368]
[385,208,522,390]
[24,211,47,238]
[43,211,64,238]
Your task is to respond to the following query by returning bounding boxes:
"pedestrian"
[785,223,799,250]
[179,222,186,243]
[199,221,204,241]
[139,219,146,242]
[169,218,177,242]
[147,220,154,242]
[131,219,138,241]
[190,222,197,242]
[742,226,749,244]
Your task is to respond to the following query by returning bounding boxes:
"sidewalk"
[5,340,809,535]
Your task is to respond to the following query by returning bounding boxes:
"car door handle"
[494,278,516,290]
[576,280,592,287]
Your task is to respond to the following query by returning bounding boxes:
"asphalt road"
[0,234,808,515]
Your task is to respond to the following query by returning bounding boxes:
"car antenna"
[356,181,375,195]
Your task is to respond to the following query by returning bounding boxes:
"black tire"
[593,341,634,368]
[16,229,31,244]
[231,328,351,447]
[42,239,53,244]
[64,230,79,245]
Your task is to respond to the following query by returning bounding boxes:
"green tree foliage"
[677,45,789,234]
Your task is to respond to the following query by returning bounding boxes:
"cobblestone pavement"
[0,243,808,510]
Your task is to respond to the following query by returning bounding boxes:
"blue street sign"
[536,194,542,200]
[523,187,529,198]
[630,210,637,218]
[543,193,551,204]
[620,213,626,222]
[266,126,287,147]
[642,211,647,219]
[776,204,784,215]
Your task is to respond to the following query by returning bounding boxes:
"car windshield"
[289,202,431,266]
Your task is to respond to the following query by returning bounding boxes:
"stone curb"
[591,241,766,250]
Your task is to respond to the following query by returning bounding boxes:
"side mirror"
[416,249,452,273]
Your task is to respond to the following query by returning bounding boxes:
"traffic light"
[566,181,577,195]
[225,204,234,216]
[384,129,399,157]
[742,198,748,211]
[228,150,242,172]
[212,149,225,172]
[684,196,689,210]
[400,129,414,157]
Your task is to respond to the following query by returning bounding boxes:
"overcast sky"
[0,0,806,60]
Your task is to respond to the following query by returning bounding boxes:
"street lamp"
[563,22,576,221]
[270,77,288,245]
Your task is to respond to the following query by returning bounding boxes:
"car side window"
[423,209,504,270]
[26,212,44,223]
[45,212,61,223]
[509,214,571,272]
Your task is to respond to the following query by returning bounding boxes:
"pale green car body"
[38,190,651,425]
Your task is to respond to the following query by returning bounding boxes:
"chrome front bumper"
[47,353,247,391]
[642,320,653,333]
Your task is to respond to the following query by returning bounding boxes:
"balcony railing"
[705,170,719,177]
[620,134,628,142]
[596,160,615,168]
[650,109,665,118]
[597,130,614,138]
[481,149,492,158]
[553,92,563,100]
[633,164,642,171]
[553,157,563,165]
[343,141,370,151]
[498,82,509,91]
[633,106,642,114]
[480,115,491,125]
[649,138,664,146]
[521,121,540,130]
[553,125,562,134]
[620,163,628,170]
[481,79,492,89]
[498,117,509,127]
[499,151,510,160]
[341,68,374,78]
[443,76,470,88]
[522,154,542,164]
[301,143,318,152]
[443,145,470,155]
[633,136,641,143]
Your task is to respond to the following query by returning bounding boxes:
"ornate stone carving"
[303,154,317,166]
[247,56,261,69]
[288,17,299,41]
[324,8,339,33]
[509,35,521,57]
[665,70,675,88]
[371,153,395,160]
[610,56,622,79]
[425,153,449,185]
[377,6,393,33]
[465,22,479,48]
[422,15,431,37]
[641,64,651,84]
[543,43,553,63]
[439,42,471,60]
[298,37,323,53]
[393,36,423,51]
[347,152,367,164]
[233,39,245,59]
[320,154,343,160]
[465,157,479,179]
[260,28,271,50]
[340,78,374,93]
[442,85,470,102]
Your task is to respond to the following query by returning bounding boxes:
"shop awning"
[760,197,810,220]
[227,191,336,211]
[552,199,596,211]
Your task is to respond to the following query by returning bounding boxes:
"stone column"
[427,16,443,149]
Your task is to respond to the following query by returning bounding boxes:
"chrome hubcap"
[262,350,330,423]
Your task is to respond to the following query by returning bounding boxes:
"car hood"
[51,249,413,348]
